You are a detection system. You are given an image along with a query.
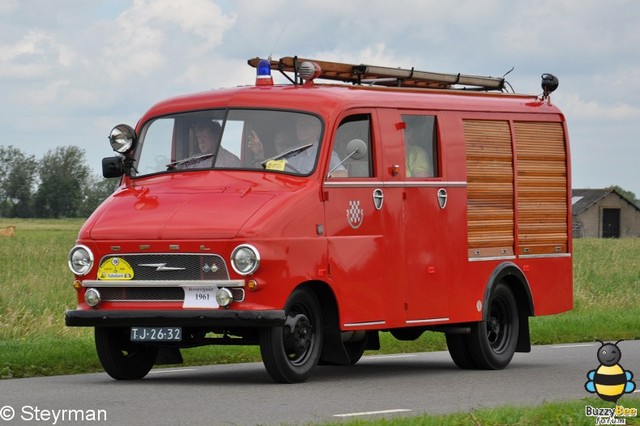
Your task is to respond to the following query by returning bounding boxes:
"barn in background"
[572,188,640,238]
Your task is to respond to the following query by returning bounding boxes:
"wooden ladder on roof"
[248,56,506,91]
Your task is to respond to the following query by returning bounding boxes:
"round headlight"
[231,244,260,275]
[84,288,101,308]
[215,288,233,307]
[68,245,94,276]
[109,124,137,153]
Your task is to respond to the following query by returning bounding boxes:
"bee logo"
[585,340,636,403]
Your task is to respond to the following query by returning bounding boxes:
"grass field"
[0,219,639,424]
[0,218,639,378]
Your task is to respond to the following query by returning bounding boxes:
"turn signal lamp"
[256,59,273,86]
[247,279,259,291]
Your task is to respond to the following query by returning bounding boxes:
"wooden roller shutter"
[464,120,514,258]
[514,121,568,254]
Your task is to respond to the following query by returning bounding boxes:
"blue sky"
[1,0,639,196]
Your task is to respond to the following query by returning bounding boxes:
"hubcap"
[283,312,313,363]
[487,298,509,353]
[487,317,501,344]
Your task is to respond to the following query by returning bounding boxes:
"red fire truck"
[65,56,572,383]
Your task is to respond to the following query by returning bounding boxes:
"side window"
[402,115,439,178]
[332,114,373,178]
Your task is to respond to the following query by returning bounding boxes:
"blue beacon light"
[256,59,274,86]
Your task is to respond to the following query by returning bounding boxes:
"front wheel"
[95,327,158,380]
[259,288,323,383]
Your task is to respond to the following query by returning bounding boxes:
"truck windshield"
[132,109,323,177]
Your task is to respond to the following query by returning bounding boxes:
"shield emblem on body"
[346,200,364,229]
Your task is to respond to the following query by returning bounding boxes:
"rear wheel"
[467,283,519,369]
[259,288,323,383]
[95,327,158,380]
[445,333,477,369]
[447,283,519,370]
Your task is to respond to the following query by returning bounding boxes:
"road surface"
[1,341,639,425]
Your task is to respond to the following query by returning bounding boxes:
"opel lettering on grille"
[138,263,186,271]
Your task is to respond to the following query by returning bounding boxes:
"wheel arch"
[482,262,534,353]
[294,280,338,326]
[295,280,359,365]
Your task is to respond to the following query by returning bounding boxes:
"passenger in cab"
[404,119,433,177]
[248,115,347,176]
[182,119,240,169]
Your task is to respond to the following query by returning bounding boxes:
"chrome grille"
[100,287,245,302]
[100,253,230,281]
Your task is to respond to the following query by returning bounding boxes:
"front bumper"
[65,309,285,328]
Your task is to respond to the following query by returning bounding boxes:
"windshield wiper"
[260,143,313,168]
[166,153,214,169]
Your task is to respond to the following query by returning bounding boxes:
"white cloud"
[0,0,16,13]
[0,0,638,195]
[558,93,640,121]
[313,44,411,68]
[0,30,76,79]
[98,0,235,81]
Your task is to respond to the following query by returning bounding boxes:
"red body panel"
[70,83,572,330]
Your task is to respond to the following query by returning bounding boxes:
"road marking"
[334,409,412,418]
[551,343,594,349]
[149,368,198,374]
[364,354,417,361]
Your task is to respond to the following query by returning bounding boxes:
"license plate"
[130,327,182,342]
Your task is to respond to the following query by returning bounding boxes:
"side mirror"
[102,156,124,178]
[327,138,369,178]
[346,138,368,160]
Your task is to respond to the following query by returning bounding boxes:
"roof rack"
[248,56,506,91]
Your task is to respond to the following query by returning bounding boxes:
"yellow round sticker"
[98,257,134,280]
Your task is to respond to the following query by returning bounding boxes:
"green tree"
[34,146,91,218]
[607,185,637,204]
[79,175,120,217]
[0,146,38,217]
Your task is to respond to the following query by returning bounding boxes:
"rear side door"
[377,109,451,323]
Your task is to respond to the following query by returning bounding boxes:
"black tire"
[95,327,158,380]
[445,333,478,369]
[259,288,323,383]
[467,283,519,369]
